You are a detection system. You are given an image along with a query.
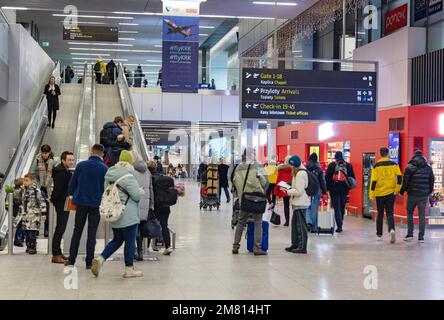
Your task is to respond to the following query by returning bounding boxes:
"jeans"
[101,224,138,267]
[24,230,37,242]
[375,194,396,236]
[306,191,321,232]
[330,191,348,229]
[219,185,231,202]
[234,211,263,252]
[14,221,24,245]
[283,197,290,224]
[406,195,428,238]
[68,206,100,266]
[266,184,276,205]
[157,209,171,248]
[136,221,146,255]
[292,208,308,250]
[52,203,70,256]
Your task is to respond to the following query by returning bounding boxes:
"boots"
[28,240,37,255]
[123,266,143,278]
[134,248,144,261]
[25,241,31,254]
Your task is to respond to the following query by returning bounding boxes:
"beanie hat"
[335,151,344,160]
[119,150,133,164]
[288,155,302,168]
[309,152,318,162]
[414,150,423,157]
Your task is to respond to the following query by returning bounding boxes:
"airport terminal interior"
[0,0,444,301]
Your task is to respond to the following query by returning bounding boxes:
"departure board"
[63,26,119,42]
[241,68,377,122]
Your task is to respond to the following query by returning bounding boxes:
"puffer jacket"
[13,184,46,230]
[400,155,434,197]
[273,164,293,198]
[133,160,154,221]
[286,164,311,208]
[104,162,142,229]
[30,153,59,190]
[232,161,268,205]
[306,160,327,194]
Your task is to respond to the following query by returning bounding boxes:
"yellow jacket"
[265,164,278,184]
[369,157,403,199]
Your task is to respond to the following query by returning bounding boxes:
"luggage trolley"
[199,164,220,211]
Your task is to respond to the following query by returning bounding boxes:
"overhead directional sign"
[63,26,118,42]
[241,68,377,122]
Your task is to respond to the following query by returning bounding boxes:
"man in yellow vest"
[369,147,403,243]
[264,159,278,210]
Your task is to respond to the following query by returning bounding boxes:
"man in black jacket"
[325,151,356,233]
[306,153,328,233]
[400,150,435,243]
[49,151,74,263]
[218,157,230,203]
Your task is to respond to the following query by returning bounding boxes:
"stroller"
[199,164,220,211]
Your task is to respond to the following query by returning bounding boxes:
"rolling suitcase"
[246,220,269,252]
[317,206,335,235]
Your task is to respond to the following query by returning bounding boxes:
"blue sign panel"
[388,132,401,164]
[414,0,443,21]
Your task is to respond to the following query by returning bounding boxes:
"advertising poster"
[414,0,443,21]
[388,132,400,164]
[162,1,199,93]
[384,4,408,35]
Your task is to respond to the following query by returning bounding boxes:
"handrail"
[73,64,87,163]
[116,63,151,162]
[0,61,60,238]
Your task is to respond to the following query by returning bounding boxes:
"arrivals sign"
[241,68,377,122]
[388,132,401,164]
[384,4,408,35]
[63,26,118,42]
[162,0,199,93]
[414,0,443,21]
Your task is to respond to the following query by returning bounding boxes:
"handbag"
[240,164,267,214]
[141,210,163,238]
[64,196,77,212]
[270,210,281,225]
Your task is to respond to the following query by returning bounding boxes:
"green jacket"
[232,162,268,204]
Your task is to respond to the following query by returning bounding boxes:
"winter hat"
[414,150,423,157]
[288,155,302,168]
[119,150,133,164]
[309,152,318,162]
[335,151,344,160]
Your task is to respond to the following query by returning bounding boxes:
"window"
[389,117,405,130]
[291,130,298,139]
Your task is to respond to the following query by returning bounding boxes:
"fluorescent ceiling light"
[125,64,162,67]
[119,23,139,26]
[68,42,133,47]
[72,57,128,61]
[53,14,134,19]
[200,26,215,29]
[71,53,110,56]
[119,31,139,34]
[1,6,28,10]
[70,47,161,53]
[118,38,136,41]
[199,34,209,36]
[252,1,298,5]
[113,11,273,20]
[146,60,162,62]
[113,11,162,16]
[61,21,105,25]
[154,45,162,47]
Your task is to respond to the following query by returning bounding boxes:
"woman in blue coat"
[91,151,143,278]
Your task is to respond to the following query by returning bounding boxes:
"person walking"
[264,159,278,210]
[325,151,356,233]
[61,65,74,84]
[154,155,164,175]
[282,155,310,254]
[134,65,145,88]
[91,151,143,278]
[106,59,117,85]
[218,157,231,203]
[369,147,403,243]
[94,58,107,84]
[305,153,327,233]
[65,144,108,269]
[43,76,61,129]
[231,148,268,256]
[400,150,435,243]
[120,115,135,146]
[50,151,75,263]
[274,156,293,226]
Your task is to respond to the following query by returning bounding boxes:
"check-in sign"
[384,4,408,35]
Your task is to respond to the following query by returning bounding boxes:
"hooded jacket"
[306,160,327,194]
[369,157,403,199]
[133,160,154,221]
[13,184,47,230]
[50,163,72,207]
[232,161,268,205]
[286,164,311,208]
[102,122,122,142]
[273,164,293,198]
[104,162,142,229]
[400,154,434,197]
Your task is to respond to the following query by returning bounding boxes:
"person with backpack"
[108,135,132,167]
[94,58,107,84]
[91,151,143,277]
[231,148,268,256]
[100,117,124,162]
[65,144,108,269]
[149,160,180,255]
[369,147,403,243]
[281,155,311,254]
[400,150,435,243]
[305,153,327,233]
[274,156,293,226]
[106,59,117,85]
[61,65,74,84]
[325,151,356,233]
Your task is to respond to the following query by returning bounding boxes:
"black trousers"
[283,196,290,224]
[136,220,146,254]
[376,194,396,236]
[47,108,57,125]
[40,187,49,234]
[52,203,70,256]
[266,183,276,205]
[331,191,348,229]
[157,210,171,249]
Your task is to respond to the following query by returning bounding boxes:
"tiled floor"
[1,181,443,300]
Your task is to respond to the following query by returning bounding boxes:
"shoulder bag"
[240,164,267,214]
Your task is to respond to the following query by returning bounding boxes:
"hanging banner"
[162,0,200,93]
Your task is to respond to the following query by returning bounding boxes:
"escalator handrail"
[0,61,60,238]
[116,63,150,162]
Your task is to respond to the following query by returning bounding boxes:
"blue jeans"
[305,192,321,232]
[23,230,37,242]
[14,221,24,245]
[101,224,138,267]
[291,208,308,250]
[219,185,231,201]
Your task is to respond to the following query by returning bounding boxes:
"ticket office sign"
[241,68,377,122]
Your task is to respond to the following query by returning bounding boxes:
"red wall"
[275,106,444,217]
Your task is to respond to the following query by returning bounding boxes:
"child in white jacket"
[281,155,310,254]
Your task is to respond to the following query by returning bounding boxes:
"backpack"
[99,174,132,222]
[94,62,101,72]
[153,175,178,207]
[100,127,114,148]
[333,161,348,183]
[299,169,320,197]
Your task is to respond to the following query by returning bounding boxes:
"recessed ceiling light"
[119,38,136,41]
[113,11,162,16]
[72,57,128,61]
[1,6,28,10]
[252,1,298,5]
[200,26,215,29]
[146,59,162,62]
[68,42,133,47]
[119,23,139,26]
[119,31,139,34]
[154,45,163,48]
[199,34,209,36]
[53,14,134,19]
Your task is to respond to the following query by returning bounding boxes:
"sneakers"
[418,237,425,243]
[285,246,297,252]
[376,236,382,241]
[404,235,414,242]
[389,229,396,244]
[91,256,104,277]
[123,267,143,278]
[335,228,343,233]
[162,248,173,256]
[291,248,307,254]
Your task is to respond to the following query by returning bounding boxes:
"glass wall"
[0,11,9,65]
